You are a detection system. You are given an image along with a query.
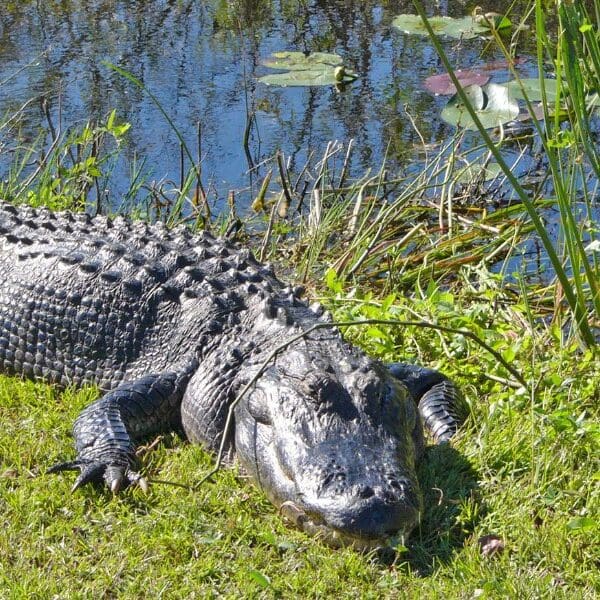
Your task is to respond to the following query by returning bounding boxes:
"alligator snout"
[312,479,421,539]
[291,440,423,544]
[280,477,421,548]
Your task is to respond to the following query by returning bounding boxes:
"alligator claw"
[47,460,82,474]
[72,464,106,492]
[48,459,147,494]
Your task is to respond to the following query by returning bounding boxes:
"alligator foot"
[48,459,149,493]
[387,362,467,443]
[47,369,195,494]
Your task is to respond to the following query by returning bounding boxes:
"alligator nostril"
[388,477,413,495]
[357,485,374,499]
[381,489,399,504]
[321,472,335,488]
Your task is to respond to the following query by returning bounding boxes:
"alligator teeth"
[310,302,324,316]
[279,500,391,551]
[110,478,123,494]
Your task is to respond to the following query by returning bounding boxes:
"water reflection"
[0,0,526,211]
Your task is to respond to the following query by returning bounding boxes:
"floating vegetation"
[503,78,559,102]
[258,51,357,87]
[454,160,504,183]
[441,83,519,129]
[392,14,491,40]
[424,69,490,95]
[471,9,512,31]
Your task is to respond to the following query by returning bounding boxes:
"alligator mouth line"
[278,501,404,551]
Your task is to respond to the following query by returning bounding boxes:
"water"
[0,0,536,212]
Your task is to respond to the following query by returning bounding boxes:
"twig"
[243,111,255,169]
[292,150,314,194]
[276,151,293,217]
[147,478,193,490]
[194,121,209,219]
[259,204,277,263]
[337,138,354,189]
[179,143,185,196]
[20,97,64,190]
[348,174,379,235]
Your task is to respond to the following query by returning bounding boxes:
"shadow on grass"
[42,428,480,572]
[405,443,481,576]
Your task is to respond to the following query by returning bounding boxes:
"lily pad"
[503,78,559,102]
[473,12,512,31]
[392,14,489,40]
[441,83,520,130]
[424,69,490,95]
[262,51,342,71]
[259,51,357,87]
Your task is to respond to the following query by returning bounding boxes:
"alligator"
[0,201,465,549]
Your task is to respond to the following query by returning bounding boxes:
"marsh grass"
[0,104,131,213]
[413,0,600,345]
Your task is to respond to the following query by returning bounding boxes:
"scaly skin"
[0,201,465,546]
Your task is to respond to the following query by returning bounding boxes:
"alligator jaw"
[279,501,405,551]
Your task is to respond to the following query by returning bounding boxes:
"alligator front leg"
[49,363,197,492]
[387,362,467,443]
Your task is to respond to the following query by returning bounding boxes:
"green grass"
[1,280,597,598]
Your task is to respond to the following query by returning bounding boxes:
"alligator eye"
[303,373,340,404]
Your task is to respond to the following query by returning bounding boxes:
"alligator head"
[233,346,425,549]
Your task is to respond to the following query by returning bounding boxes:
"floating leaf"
[443,16,493,39]
[392,14,489,40]
[516,103,550,122]
[441,83,520,130]
[259,68,355,87]
[483,57,528,70]
[262,51,342,70]
[424,69,490,95]
[503,78,559,102]
[259,51,357,87]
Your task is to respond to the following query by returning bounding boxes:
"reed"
[412,0,599,346]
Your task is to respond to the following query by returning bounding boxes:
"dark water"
[0,0,537,213]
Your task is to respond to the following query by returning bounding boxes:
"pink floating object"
[424,69,490,95]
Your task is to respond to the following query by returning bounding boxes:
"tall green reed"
[412,0,599,346]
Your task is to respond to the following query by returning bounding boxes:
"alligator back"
[0,201,465,547]
[0,202,272,390]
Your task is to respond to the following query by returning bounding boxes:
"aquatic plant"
[412,0,599,346]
